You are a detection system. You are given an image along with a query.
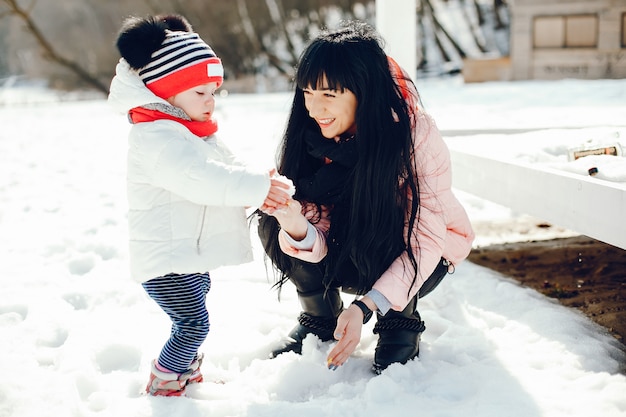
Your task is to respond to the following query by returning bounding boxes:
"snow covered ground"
[0,76,625,417]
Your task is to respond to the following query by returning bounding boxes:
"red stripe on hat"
[147,57,223,99]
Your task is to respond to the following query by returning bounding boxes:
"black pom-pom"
[116,16,168,70]
[156,14,193,32]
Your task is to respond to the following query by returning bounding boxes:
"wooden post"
[376,0,417,78]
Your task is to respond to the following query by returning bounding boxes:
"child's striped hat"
[116,14,224,99]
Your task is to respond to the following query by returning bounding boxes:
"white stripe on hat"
[207,62,224,78]
[141,49,215,82]
[139,31,217,84]
[153,33,213,58]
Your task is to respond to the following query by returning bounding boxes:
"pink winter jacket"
[278,62,475,311]
[278,111,474,311]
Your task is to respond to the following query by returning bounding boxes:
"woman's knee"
[289,262,326,292]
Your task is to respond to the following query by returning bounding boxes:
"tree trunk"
[424,0,468,59]
[494,0,507,29]
[2,0,109,93]
[473,0,485,26]
[416,3,429,69]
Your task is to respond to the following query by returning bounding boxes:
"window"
[622,12,626,47]
[534,17,564,48]
[534,14,598,48]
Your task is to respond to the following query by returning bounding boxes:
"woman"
[258,21,474,374]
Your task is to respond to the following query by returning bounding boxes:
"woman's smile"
[317,118,335,128]
[303,79,357,139]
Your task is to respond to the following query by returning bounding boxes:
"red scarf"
[128,106,218,137]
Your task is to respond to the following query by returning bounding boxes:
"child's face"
[167,82,219,122]
[302,76,357,140]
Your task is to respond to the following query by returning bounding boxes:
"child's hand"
[271,173,296,197]
[260,178,291,213]
[260,171,296,213]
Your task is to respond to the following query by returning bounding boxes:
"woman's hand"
[271,199,310,241]
[260,177,291,213]
[326,304,364,370]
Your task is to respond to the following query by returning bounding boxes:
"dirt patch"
[468,235,626,347]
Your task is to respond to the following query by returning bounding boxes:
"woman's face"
[303,78,357,139]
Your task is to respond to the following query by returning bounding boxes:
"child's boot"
[145,361,190,397]
[187,353,204,385]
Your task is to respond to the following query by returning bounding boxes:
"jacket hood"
[108,59,169,114]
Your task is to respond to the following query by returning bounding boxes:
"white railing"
[450,150,626,250]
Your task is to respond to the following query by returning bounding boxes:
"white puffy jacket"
[108,60,270,282]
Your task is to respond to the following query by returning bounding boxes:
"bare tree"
[0,0,509,91]
[494,0,507,30]
[1,0,108,93]
[424,0,468,60]
[416,0,509,75]
[461,0,489,53]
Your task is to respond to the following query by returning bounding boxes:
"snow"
[1,77,625,417]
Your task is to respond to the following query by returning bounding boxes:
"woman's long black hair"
[261,21,421,296]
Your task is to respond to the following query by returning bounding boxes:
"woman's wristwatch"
[351,299,373,324]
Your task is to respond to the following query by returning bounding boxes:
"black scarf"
[296,130,358,205]
[296,130,369,292]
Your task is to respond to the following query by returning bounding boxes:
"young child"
[108,14,289,396]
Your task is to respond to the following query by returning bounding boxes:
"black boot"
[372,295,425,374]
[270,287,343,358]
[255,210,345,357]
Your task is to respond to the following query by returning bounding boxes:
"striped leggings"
[142,272,211,374]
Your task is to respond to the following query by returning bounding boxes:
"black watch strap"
[352,299,373,324]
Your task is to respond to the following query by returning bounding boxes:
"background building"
[511,0,626,80]
[463,0,626,82]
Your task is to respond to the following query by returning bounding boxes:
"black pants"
[258,219,449,298]
[418,258,451,298]
[257,210,450,298]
